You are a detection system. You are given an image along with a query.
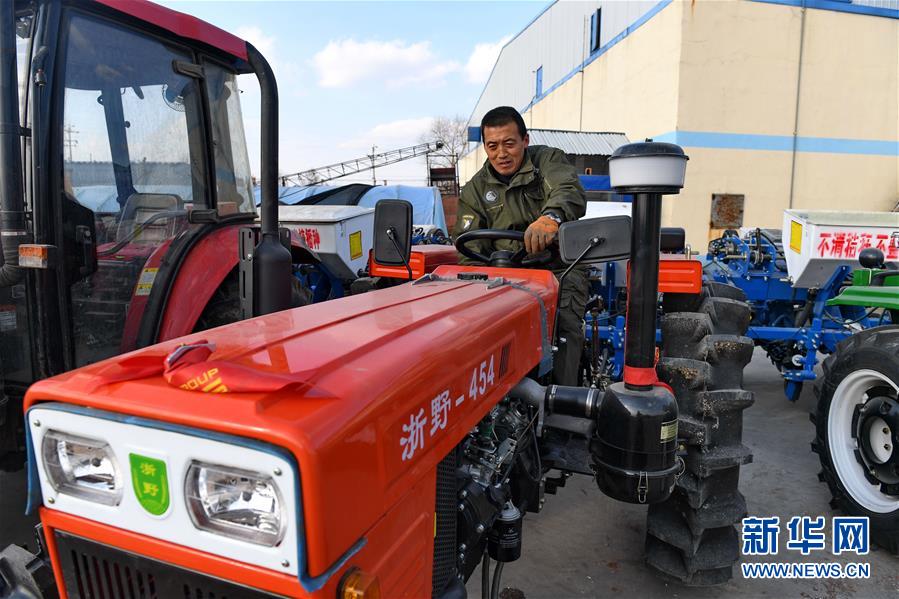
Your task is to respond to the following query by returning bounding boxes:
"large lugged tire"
[813,326,899,553]
[645,283,755,585]
[193,270,312,332]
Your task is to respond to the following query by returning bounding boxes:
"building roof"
[528,129,629,156]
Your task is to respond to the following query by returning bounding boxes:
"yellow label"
[660,419,678,443]
[135,267,159,297]
[790,221,803,253]
[349,231,363,260]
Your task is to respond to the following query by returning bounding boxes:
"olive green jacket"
[452,145,586,265]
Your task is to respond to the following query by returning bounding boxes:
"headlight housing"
[185,461,286,546]
[41,430,122,505]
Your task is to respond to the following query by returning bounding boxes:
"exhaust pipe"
[0,0,28,287]
[246,42,291,316]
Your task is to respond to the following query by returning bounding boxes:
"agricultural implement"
[704,211,898,401]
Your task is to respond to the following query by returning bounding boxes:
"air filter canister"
[590,382,680,504]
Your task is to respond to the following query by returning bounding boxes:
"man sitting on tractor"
[452,106,588,385]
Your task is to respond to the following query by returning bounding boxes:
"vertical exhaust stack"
[591,142,689,504]
[246,43,292,316]
[0,0,28,287]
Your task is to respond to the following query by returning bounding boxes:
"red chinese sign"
[297,227,321,250]
[816,231,899,260]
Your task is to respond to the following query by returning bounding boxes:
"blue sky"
[160,1,546,184]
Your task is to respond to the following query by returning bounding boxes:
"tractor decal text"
[399,353,499,462]
[816,231,899,260]
[178,367,228,393]
[297,227,321,250]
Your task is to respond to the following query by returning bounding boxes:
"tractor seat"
[116,193,184,243]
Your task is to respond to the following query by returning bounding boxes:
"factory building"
[459,0,899,249]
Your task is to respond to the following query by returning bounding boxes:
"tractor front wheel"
[813,326,899,553]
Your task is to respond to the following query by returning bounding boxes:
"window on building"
[590,9,602,53]
[535,66,543,98]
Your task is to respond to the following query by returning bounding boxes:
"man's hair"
[480,106,527,141]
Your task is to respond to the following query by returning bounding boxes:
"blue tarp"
[578,175,611,191]
[73,185,194,212]
[255,184,448,232]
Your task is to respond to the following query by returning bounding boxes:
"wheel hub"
[854,394,899,493]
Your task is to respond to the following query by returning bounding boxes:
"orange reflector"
[339,568,381,599]
[19,244,53,269]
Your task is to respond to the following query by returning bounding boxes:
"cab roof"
[94,0,249,62]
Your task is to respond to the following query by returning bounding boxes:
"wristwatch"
[542,212,562,225]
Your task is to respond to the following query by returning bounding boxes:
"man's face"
[483,122,529,177]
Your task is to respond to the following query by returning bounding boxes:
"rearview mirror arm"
[386,227,413,280]
[552,236,603,349]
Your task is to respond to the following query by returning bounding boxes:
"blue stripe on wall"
[751,0,899,19]
[652,131,899,156]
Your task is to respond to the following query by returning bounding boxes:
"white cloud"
[464,35,512,84]
[312,39,459,88]
[339,117,435,150]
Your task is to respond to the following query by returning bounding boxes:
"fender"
[119,240,175,352]
[158,226,321,342]
[156,226,243,342]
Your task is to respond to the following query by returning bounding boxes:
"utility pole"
[64,125,79,162]
[371,145,377,185]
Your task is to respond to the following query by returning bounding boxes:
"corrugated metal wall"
[468,0,896,130]
[856,0,899,9]
[469,0,658,129]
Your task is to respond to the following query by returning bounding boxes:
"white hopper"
[783,209,899,288]
[277,205,374,281]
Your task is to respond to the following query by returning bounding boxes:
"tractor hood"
[25,265,558,580]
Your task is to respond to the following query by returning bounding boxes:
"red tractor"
[0,0,308,472]
[0,1,757,597]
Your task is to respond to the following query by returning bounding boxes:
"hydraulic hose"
[0,0,27,287]
[490,562,504,599]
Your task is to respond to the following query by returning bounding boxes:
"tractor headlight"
[41,430,122,505]
[185,461,286,547]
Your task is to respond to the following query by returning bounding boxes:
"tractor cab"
[1,0,290,469]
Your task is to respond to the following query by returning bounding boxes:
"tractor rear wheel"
[194,270,312,332]
[645,282,755,585]
[813,326,899,554]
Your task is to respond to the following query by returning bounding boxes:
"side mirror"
[559,216,632,264]
[373,199,413,267]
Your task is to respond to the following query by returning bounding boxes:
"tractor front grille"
[53,531,286,599]
[432,448,458,597]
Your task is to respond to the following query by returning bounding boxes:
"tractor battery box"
[277,205,374,280]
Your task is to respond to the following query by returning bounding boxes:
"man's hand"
[524,215,560,254]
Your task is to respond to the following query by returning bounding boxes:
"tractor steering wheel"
[455,229,555,268]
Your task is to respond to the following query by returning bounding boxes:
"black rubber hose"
[481,553,490,598]
[0,0,27,287]
[490,561,504,599]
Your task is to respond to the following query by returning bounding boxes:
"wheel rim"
[828,369,899,513]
